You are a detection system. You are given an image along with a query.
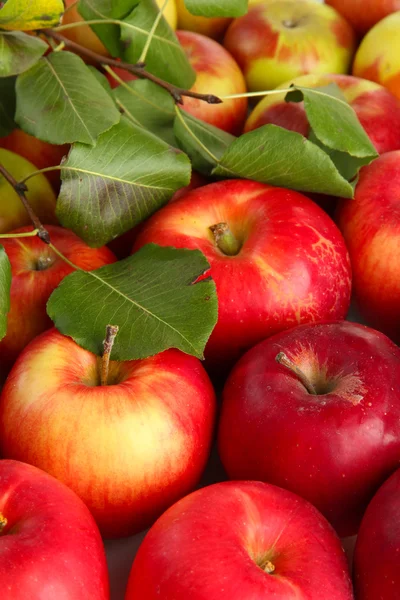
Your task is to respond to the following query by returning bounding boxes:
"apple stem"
[276,352,317,395]
[101,324,119,386]
[209,223,241,256]
[0,514,7,534]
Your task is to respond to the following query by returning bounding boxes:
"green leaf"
[78,0,138,58]
[0,77,17,137]
[184,0,247,17]
[57,118,191,247]
[0,32,48,78]
[0,246,11,342]
[113,79,176,145]
[174,108,235,175]
[213,125,354,198]
[47,244,218,360]
[0,0,63,30]
[121,0,196,88]
[87,66,114,97]
[15,51,120,145]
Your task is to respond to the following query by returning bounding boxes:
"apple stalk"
[275,351,317,395]
[100,325,119,386]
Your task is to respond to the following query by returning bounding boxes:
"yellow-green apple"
[353,12,400,101]
[0,129,69,191]
[175,0,231,39]
[133,179,351,374]
[0,459,109,599]
[326,0,400,35]
[155,0,178,30]
[176,30,248,135]
[336,151,400,343]
[0,329,216,538]
[245,73,400,155]
[353,467,400,599]
[224,1,356,92]
[218,321,400,537]
[0,225,115,371]
[125,481,353,599]
[0,148,57,233]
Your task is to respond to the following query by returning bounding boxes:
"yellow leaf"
[0,0,64,31]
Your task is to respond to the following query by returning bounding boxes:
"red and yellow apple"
[133,179,351,373]
[224,1,356,92]
[245,73,400,155]
[126,481,353,599]
[0,129,69,191]
[353,12,400,101]
[326,0,400,35]
[218,321,400,536]
[0,459,109,599]
[0,329,216,538]
[176,30,248,135]
[336,151,400,343]
[175,0,231,39]
[0,225,115,371]
[0,148,57,233]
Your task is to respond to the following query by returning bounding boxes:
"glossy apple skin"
[353,468,400,599]
[224,1,355,92]
[0,148,57,233]
[133,179,351,373]
[0,129,69,191]
[125,480,353,600]
[218,321,400,537]
[245,73,400,155]
[0,459,109,600]
[176,31,247,135]
[353,13,400,101]
[336,152,400,343]
[326,0,400,34]
[0,330,216,538]
[0,225,115,371]
[175,0,231,39]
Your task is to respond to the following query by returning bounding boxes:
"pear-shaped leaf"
[0,246,11,342]
[0,0,63,31]
[184,0,247,17]
[47,244,218,360]
[0,32,48,77]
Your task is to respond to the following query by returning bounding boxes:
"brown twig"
[0,163,50,244]
[42,29,223,106]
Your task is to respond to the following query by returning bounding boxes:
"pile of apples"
[2,0,400,598]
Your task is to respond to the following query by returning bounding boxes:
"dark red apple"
[218,321,400,537]
[0,459,109,599]
[125,480,353,599]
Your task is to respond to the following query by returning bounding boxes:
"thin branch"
[0,163,50,244]
[42,29,222,106]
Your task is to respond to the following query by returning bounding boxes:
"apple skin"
[175,0,231,40]
[133,179,351,374]
[0,225,116,372]
[0,329,216,538]
[125,480,353,600]
[353,12,400,101]
[223,1,356,92]
[353,467,400,599]
[176,31,247,135]
[336,151,400,344]
[0,148,57,233]
[0,129,69,192]
[0,459,109,600]
[326,0,400,35]
[218,321,400,537]
[245,73,400,155]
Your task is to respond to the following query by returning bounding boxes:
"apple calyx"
[34,255,55,271]
[209,223,241,256]
[276,351,317,395]
[256,553,276,575]
[0,514,8,534]
[100,324,119,386]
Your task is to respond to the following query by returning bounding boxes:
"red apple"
[336,151,400,343]
[0,225,115,372]
[0,329,216,538]
[125,480,353,599]
[133,179,351,373]
[353,467,400,599]
[218,321,400,537]
[326,0,400,35]
[176,30,248,135]
[245,73,400,155]
[223,1,356,92]
[0,459,109,599]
